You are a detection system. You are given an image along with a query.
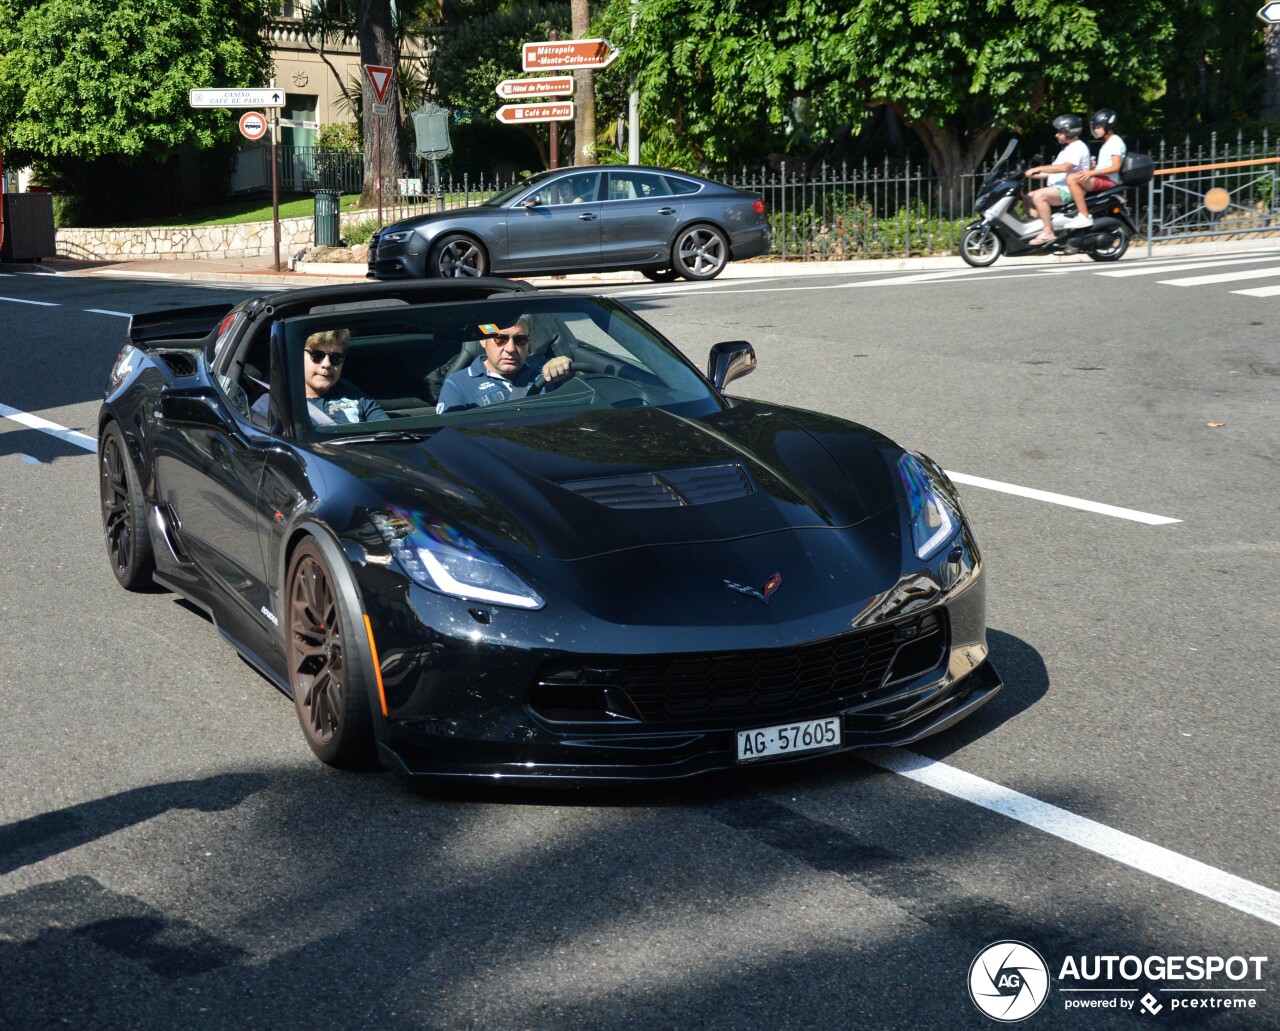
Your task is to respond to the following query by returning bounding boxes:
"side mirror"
[520,196,541,210]
[159,390,232,432]
[707,341,756,391]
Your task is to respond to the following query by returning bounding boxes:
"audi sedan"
[367,165,772,282]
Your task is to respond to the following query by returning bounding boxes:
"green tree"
[597,0,1178,207]
[0,0,272,166]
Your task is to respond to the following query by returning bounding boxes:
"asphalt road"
[0,252,1277,1030]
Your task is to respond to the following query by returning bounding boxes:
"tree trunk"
[353,0,406,209]
[571,0,595,165]
[910,116,1004,217]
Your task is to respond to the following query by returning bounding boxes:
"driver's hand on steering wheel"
[541,355,573,383]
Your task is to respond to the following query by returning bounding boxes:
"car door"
[151,359,274,617]
[598,171,684,265]
[504,171,602,272]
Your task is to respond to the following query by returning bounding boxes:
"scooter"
[958,138,1140,267]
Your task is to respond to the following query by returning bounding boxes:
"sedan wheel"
[430,233,489,278]
[672,225,729,280]
[286,539,375,768]
[641,268,679,283]
[99,421,154,590]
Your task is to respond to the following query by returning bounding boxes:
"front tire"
[959,226,1003,267]
[99,421,154,591]
[1086,220,1130,262]
[672,225,729,280]
[429,233,489,278]
[286,538,375,768]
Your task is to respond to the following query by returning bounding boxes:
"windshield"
[279,294,725,442]
[481,172,554,207]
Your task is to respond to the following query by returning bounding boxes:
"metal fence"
[235,130,1280,258]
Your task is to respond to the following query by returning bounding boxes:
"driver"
[1024,114,1092,246]
[436,315,573,413]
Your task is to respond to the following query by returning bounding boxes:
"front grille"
[531,612,947,724]
[558,463,755,509]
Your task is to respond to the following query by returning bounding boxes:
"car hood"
[323,401,904,565]
[383,206,501,232]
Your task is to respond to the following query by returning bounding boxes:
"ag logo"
[969,941,1049,1021]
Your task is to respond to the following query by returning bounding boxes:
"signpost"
[412,103,452,211]
[238,111,268,141]
[496,103,574,125]
[495,77,574,100]
[1259,2,1280,21]
[190,85,284,268]
[521,39,618,71]
[189,88,284,108]
[365,64,394,228]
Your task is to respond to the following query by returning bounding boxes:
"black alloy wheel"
[430,233,489,278]
[671,225,729,280]
[286,539,374,768]
[958,226,1003,268]
[99,421,154,590]
[1086,221,1130,262]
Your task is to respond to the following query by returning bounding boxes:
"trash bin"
[313,189,341,247]
[0,192,57,262]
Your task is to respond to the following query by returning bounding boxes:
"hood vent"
[559,463,755,509]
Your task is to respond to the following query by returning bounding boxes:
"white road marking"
[944,470,1180,524]
[1232,283,1280,297]
[1096,254,1280,277]
[620,268,1070,299]
[84,309,133,317]
[869,749,1280,928]
[1159,266,1280,287]
[0,295,59,307]
[0,403,97,452]
[83,269,179,279]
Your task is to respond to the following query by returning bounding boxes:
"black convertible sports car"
[99,279,1000,783]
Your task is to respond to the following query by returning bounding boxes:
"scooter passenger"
[1024,114,1091,245]
[1063,109,1127,229]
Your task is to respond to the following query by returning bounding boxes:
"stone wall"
[55,211,371,261]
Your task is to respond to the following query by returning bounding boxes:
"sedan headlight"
[370,507,543,610]
[379,230,411,244]
[897,453,961,560]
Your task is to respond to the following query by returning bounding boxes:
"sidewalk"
[6,235,1277,288]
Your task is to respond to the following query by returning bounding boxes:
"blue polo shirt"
[436,355,551,413]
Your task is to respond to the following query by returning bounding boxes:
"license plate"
[736,716,841,763]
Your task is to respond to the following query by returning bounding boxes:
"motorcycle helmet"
[1052,113,1083,137]
[1090,108,1118,133]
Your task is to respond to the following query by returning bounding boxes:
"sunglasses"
[305,348,346,365]
[491,333,530,347]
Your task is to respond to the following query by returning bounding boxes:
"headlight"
[380,230,411,244]
[897,453,961,560]
[370,507,543,610]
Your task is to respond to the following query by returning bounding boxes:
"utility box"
[314,189,341,247]
[0,192,57,262]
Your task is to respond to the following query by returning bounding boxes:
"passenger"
[253,328,388,426]
[436,316,573,413]
[1024,114,1092,245]
[1063,109,1127,229]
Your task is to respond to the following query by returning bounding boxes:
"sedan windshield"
[278,295,725,441]
[481,172,554,207]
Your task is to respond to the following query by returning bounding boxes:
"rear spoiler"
[127,302,237,346]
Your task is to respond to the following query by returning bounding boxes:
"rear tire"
[99,421,154,591]
[641,268,679,283]
[672,225,729,280]
[1086,220,1130,262]
[429,233,489,278]
[959,227,1003,268]
[286,538,376,769]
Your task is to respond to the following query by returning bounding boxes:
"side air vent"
[559,463,755,509]
[158,350,199,377]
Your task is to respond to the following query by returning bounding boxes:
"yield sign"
[1260,2,1280,21]
[365,65,394,102]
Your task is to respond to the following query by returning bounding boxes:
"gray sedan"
[367,165,772,282]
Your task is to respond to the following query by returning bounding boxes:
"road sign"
[278,117,318,129]
[496,76,575,100]
[521,39,618,71]
[372,102,389,116]
[496,102,575,125]
[1260,2,1280,21]
[365,65,394,102]
[238,111,268,140]
[189,88,284,108]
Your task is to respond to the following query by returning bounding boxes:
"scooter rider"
[1063,109,1127,229]
[1024,114,1091,245]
